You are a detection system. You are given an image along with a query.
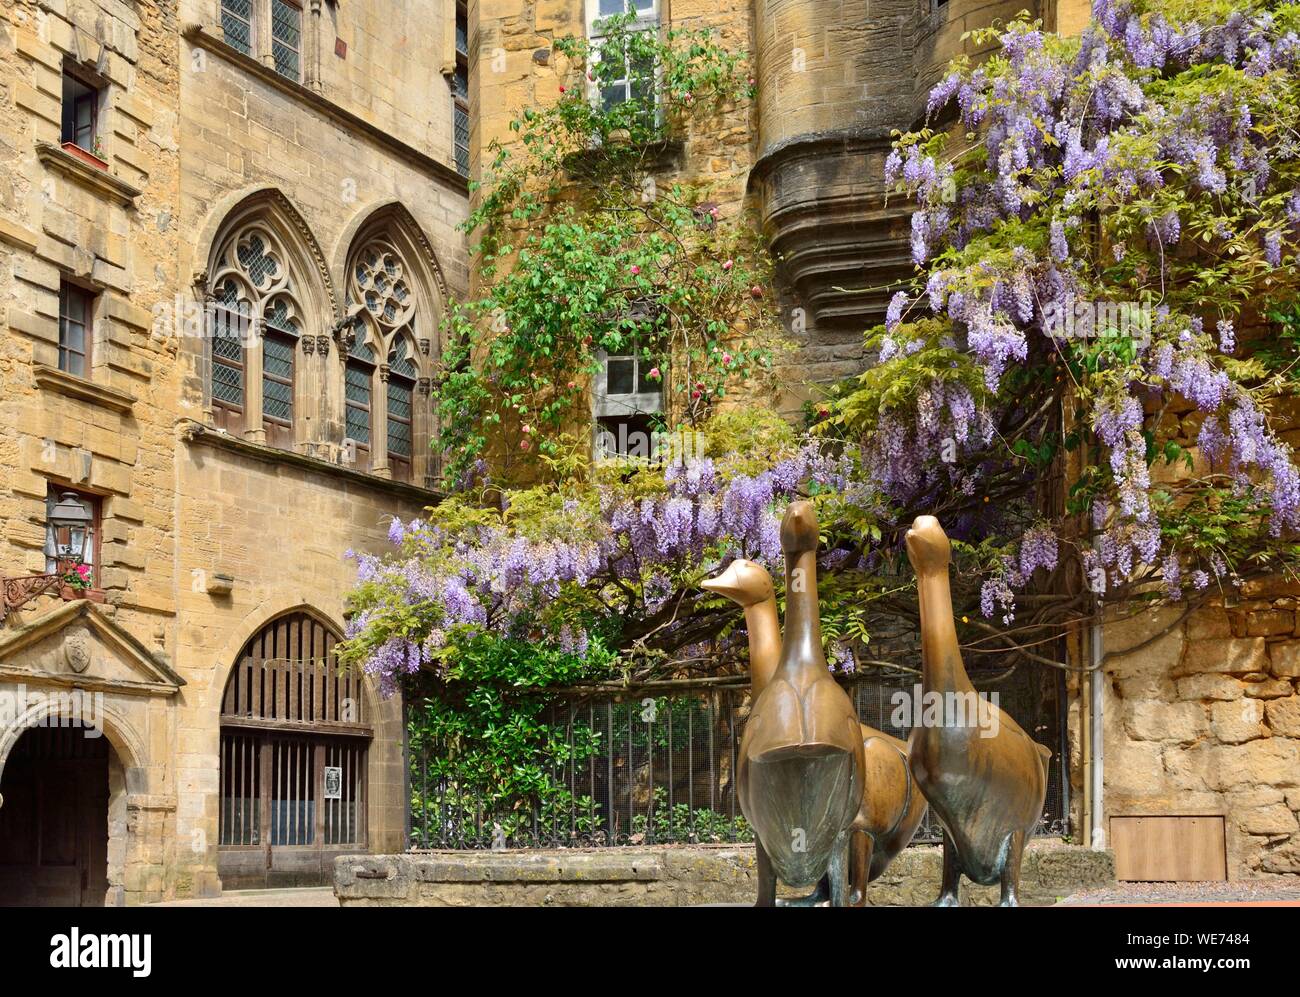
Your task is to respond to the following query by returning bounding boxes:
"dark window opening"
[597,413,662,458]
[60,70,99,154]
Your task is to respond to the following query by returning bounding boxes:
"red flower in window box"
[61,141,108,171]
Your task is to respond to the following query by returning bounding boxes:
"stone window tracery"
[343,233,429,484]
[208,221,306,447]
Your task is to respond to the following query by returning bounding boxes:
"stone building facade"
[0,0,467,904]
[2,0,1295,907]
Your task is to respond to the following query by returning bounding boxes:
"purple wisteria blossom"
[887,0,1300,611]
[348,443,852,688]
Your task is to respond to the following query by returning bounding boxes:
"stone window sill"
[179,420,442,503]
[33,364,137,414]
[35,141,143,208]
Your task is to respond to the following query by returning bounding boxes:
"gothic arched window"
[343,231,431,483]
[207,221,307,447]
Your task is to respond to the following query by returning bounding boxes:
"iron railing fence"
[407,663,1069,850]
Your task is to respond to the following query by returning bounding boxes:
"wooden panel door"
[1110,815,1228,881]
[0,728,109,906]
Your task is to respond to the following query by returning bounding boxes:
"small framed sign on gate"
[323,765,342,801]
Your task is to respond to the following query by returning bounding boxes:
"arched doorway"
[218,612,373,888]
[0,725,113,906]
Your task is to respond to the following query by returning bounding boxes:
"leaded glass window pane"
[455,9,468,56]
[272,0,302,81]
[221,0,253,56]
[237,234,280,288]
[263,335,294,423]
[213,361,244,406]
[345,364,372,445]
[210,281,248,408]
[265,297,297,335]
[454,105,469,177]
[387,380,413,458]
[389,338,418,379]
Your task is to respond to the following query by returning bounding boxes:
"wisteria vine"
[866,0,1300,623]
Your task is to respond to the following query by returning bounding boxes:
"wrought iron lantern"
[48,491,93,565]
[1,492,95,624]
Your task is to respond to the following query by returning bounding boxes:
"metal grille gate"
[218,612,371,887]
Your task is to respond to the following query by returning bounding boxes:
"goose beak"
[701,561,743,600]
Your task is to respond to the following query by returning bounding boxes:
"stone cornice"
[181,23,469,198]
[34,141,144,208]
[178,420,443,506]
[33,364,137,414]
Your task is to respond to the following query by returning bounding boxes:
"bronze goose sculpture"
[703,558,928,906]
[725,501,865,906]
[904,515,1052,906]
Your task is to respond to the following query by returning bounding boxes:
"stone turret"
[750,1,1050,394]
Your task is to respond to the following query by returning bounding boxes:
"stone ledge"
[33,363,137,414]
[334,841,1115,907]
[0,215,39,252]
[179,420,442,506]
[35,141,144,207]
[412,851,663,883]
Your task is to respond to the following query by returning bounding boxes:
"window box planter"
[60,141,107,171]
[60,586,106,604]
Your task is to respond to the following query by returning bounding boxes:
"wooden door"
[0,727,109,906]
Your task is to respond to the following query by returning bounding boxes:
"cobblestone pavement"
[148,887,339,907]
[1056,881,1300,906]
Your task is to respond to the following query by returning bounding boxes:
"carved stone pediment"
[0,602,184,697]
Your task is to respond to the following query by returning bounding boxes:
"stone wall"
[1,0,183,636]
[335,840,1114,906]
[167,429,431,895]
[1097,595,1300,880]
[0,0,184,905]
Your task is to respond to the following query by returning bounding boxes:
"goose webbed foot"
[775,876,828,907]
[997,830,1025,907]
[931,828,963,907]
